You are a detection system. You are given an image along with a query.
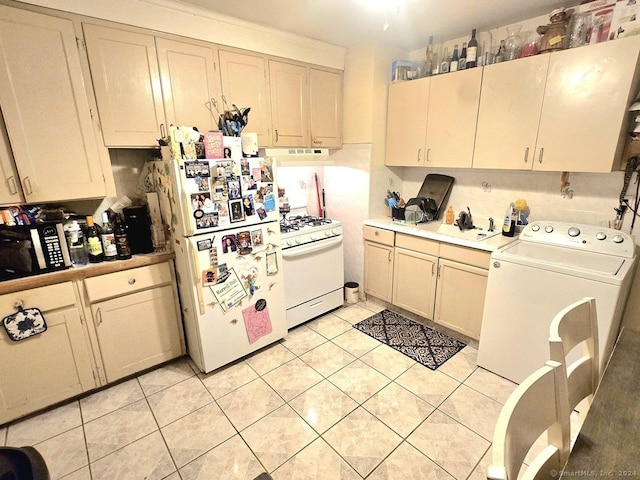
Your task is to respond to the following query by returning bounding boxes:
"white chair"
[488,360,570,480]
[548,297,599,446]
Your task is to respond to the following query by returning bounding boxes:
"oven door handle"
[281,236,343,258]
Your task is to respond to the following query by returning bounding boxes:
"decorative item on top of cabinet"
[0,5,110,203]
[82,261,184,383]
[363,226,395,302]
[0,282,97,425]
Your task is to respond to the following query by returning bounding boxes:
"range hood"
[264,147,333,166]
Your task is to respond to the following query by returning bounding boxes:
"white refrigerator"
[152,134,286,373]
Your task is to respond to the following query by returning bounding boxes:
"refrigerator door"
[174,221,287,373]
[158,136,279,238]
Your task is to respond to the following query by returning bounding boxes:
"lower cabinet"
[0,283,97,425]
[363,226,395,302]
[83,262,184,383]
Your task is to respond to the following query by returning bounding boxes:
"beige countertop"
[0,252,175,296]
[364,217,519,252]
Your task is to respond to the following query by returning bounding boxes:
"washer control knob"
[568,227,581,237]
[596,232,607,241]
[531,224,540,232]
[544,225,554,233]
[613,234,624,244]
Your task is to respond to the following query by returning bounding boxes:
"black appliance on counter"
[123,206,154,254]
[392,174,455,222]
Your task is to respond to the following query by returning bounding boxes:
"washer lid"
[497,241,629,277]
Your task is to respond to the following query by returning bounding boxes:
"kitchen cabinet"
[434,244,490,340]
[83,23,165,148]
[425,68,482,168]
[269,60,309,147]
[0,5,110,203]
[473,54,550,169]
[0,282,97,425]
[0,113,22,204]
[363,226,395,302]
[156,37,221,132]
[392,234,439,318]
[83,262,184,383]
[385,78,430,166]
[218,49,272,147]
[309,67,343,148]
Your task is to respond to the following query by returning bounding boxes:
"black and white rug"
[353,309,466,370]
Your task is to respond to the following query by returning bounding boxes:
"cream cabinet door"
[0,6,107,202]
[269,60,309,147]
[0,112,23,205]
[91,285,183,383]
[156,38,221,132]
[392,247,438,319]
[433,259,488,340]
[385,78,429,166]
[534,35,640,173]
[218,49,272,147]
[0,283,96,425]
[83,24,165,147]
[425,68,482,168]
[364,241,394,302]
[473,55,550,170]
[309,68,343,148]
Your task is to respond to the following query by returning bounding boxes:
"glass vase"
[505,25,523,61]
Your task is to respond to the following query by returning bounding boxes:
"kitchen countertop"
[0,252,175,295]
[364,217,519,252]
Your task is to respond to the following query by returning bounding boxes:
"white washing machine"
[478,221,637,384]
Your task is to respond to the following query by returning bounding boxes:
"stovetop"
[280,214,334,233]
[279,214,342,248]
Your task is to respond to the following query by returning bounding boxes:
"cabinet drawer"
[364,226,394,246]
[0,282,76,313]
[395,233,439,256]
[84,262,173,303]
[439,243,490,269]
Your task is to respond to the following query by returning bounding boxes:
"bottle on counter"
[114,213,132,260]
[100,211,117,261]
[467,28,478,68]
[450,44,459,72]
[459,42,467,70]
[502,203,517,237]
[446,206,455,225]
[85,215,104,263]
[64,220,89,267]
[150,215,166,252]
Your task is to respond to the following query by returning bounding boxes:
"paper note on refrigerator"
[242,302,272,343]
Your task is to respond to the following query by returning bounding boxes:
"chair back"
[488,360,570,480]
[548,297,599,413]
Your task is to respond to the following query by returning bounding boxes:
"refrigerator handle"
[191,247,206,315]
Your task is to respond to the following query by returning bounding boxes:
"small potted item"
[538,8,570,53]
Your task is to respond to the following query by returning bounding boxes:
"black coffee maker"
[123,206,154,254]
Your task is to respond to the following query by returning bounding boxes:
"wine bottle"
[85,215,104,263]
[450,44,459,72]
[440,46,450,74]
[459,42,468,70]
[467,28,478,68]
[114,213,132,260]
[425,35,434,77]
[100,211,117,261]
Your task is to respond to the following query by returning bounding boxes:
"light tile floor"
[0,300,519,480]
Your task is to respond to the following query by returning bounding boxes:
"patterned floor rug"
[353,309,466,370]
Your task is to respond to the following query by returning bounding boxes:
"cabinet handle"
[538,147,544,164]
[432,263,435,275]
[388,251,391,262]
[523,147,529,164]
[13,300,24,311]
[417,148,422,162]
[7,176,18,195]
[374,231,379,236]
[426,148,431,163]
[437,264,441,278]
[160,123,166,139]
[275,129,279,143]
[313,138,322,145]
[23,177,33,195]
[128,278,136,285]
[96,308,102,327]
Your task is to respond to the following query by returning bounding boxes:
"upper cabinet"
[269,60,309,147]
[0,5,110,203]
[156,38,221,133]
[218,49,272,147]
[425,68,482,168]
[309,67,343,148]
[386,78,430,166]
[83,24,165,148]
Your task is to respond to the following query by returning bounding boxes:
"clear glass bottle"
[425,35,434,77]
[440,46,450,74]
[494,40,507,63]
[505,25,524,60]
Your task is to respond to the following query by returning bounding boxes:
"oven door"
[282,236,344,326]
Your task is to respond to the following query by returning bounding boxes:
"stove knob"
[285,239,291,247]
[568,227,581,237]
[531,224,540,232]
[613,234,624,244]
[325,230,331,237]
[310,234,316,241]
[295,238,301,244]
[544,225,554,233]
[596,232,607,241]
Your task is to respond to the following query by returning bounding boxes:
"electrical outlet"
[299,180,306,189]
[388,178,394,188]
